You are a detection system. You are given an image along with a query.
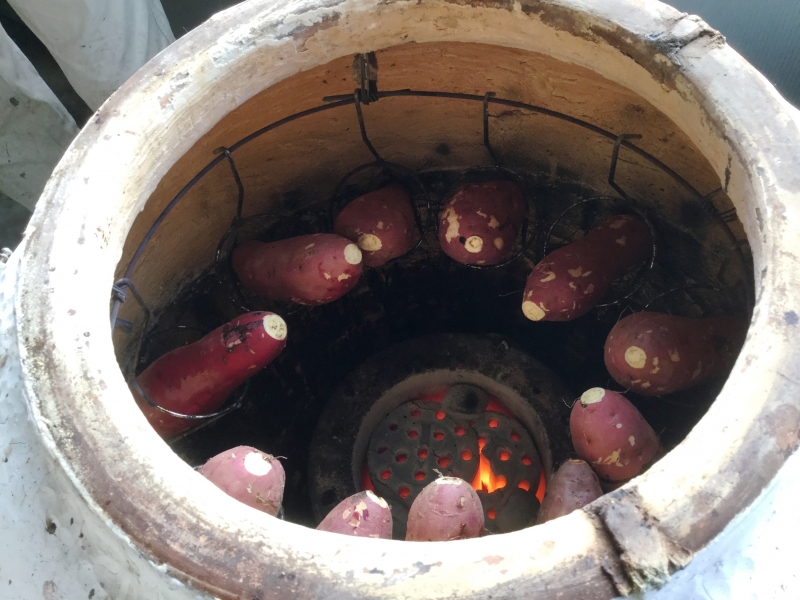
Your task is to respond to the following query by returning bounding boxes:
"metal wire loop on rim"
[129,377,248,422]
[642,283,747,316]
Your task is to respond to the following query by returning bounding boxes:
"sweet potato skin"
[232,233,362,305]
[198,446,285,516]
[535,459,603,524]
[406,477,484,541]
[133,312,287,438]
[316,491,393,539]
[522,214,651,322]
[438,181,525,265]
[334,186,416,267]
[604,311,747,395]
[570,388,659,481]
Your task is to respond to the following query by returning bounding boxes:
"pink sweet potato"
[406,477,484,541]
[132,311,287,438]
[535,459,603,524]
[316,491,393,539]
[232,233,363,305]
[604,311,747,396]
[522,214,651,322]
[438,181,525,265]
[570,388,659,481]
[198,446,285,515]
[334,186,416,267]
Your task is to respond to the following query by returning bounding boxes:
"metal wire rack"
[110,53,747,428]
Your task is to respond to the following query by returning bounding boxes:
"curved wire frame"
[541,196,658,308]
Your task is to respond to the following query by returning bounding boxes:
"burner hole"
[414,471,426,481]
[521,456,533,466]
[433,431,445,441]
[399,486,410,499]
[510,432,521,442]
[438,455,451,468]
[321,489,337,505]
[487,508,497,520]
[461,449,473,461]
[418,448,428,459]
[396,453,407,463]
[488,419,499,428]
[408,429,419,439]
[518,479,531,491]
[380,469,391,480]
[454,426,465,436]
[499,450,511,461]
[410,409,421,418]
[435,410,446,420]
[389,423,398,431]
[497,475,507,488]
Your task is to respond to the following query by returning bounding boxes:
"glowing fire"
[470,438,507,493]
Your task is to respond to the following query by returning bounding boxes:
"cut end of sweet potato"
[366,490,389,509]
[344,243,363,265]
[465,235,484,253]
[580,387,605,406]
[522,300,546,321]
[262,313,287,341]
[624,345,647,369]
[357,233,383,252]
[243,451,275,476]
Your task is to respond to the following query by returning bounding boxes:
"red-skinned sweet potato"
[198,446,285,516]
[334,186,416,267]
[570,388,659,481]
[406,477,484,541]
[604,311,747,396]
[132,311,287,438]
[522,214,651,322]
[316,491,393,539]
[438,181,525,265]
[535,459,603,524]
[232,233,362,305]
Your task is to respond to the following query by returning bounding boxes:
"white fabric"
[0,23,78,211]
[7,0,175,111]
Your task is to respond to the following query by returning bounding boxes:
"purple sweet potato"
[522,214,651,322]
[334,186,416,267]
[316,491,393,539]
[198,446,285,516]
[570,388,659,481]
[535,459,603,524]
[605,311,747,396]
[405,477,484,541]
[232,233,362,305]
[438,181,525,266]
[133,312,287,438]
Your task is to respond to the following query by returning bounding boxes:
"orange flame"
[470,438,507,493]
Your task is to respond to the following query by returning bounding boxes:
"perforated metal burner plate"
[367,398,542,535]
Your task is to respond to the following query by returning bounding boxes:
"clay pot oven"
[11,0,800,598]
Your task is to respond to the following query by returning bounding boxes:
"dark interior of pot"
[112,42,753,535]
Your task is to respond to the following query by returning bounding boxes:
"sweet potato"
[334,186,416,267]
[604,311,747,396]
[232,233,362,305]
[522,214,651,322]
[570,388,659,481]
[438,181,525,265]
[535,459,602,524]
[133,312,287,438]
[406,477,484,541]
[316,490,393,539]
[198,446,285,516]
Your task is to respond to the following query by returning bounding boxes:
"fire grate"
[367,388,542,536]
